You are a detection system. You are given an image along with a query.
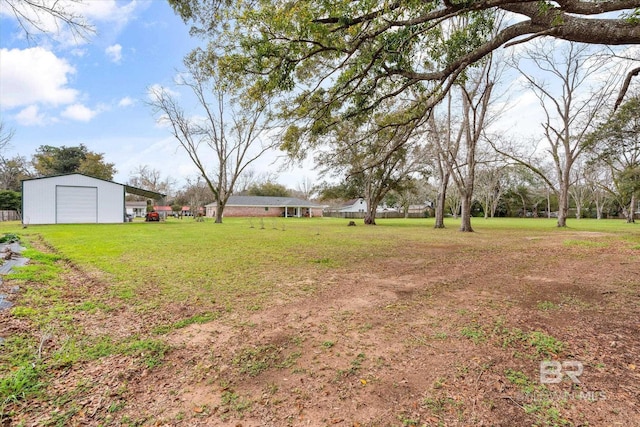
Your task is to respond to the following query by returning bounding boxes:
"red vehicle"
[145,211,160,222]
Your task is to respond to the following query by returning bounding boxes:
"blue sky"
[1,2,637,194]
[0,0,309,190]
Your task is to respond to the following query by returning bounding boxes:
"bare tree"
[583,164,611,220]
[426,116,451,229]
[428,54,499,231]
[1,0,94,42]
[494,41,624,227]
[294,176,315,200]
[128,165,175,199]
[148,53,278,223]
[445,184,462,219]
[0,121,14,154]
[475,161,509,219]
[569,162,593,219]
[585,94,640,222]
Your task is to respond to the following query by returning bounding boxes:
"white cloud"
[79,0,139,25]
[0,47,78,110]
[105,44,122,63]
[0,0,144,47]
[118,97,135,107]
[15,105,47,126]
[147,84,180,99]
[61,103,98,121]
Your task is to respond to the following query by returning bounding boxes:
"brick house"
[205,196,323,218]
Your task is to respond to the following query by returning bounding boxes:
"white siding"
[56,186,97,223]
[22,174,125,225]
[338,198,367,213]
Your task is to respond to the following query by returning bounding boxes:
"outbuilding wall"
[22,174,125,225]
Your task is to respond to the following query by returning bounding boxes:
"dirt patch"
[3,232,639,426]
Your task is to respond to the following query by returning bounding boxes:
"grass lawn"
[1,217,639,426]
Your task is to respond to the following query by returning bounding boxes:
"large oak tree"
[32,144,116,180]
[169,0,640,143]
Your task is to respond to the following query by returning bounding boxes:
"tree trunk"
[459,191,474,232]
[491,196,499,218]
[434,175,449,229]
[364,207,377,225]
[557,185,569,227]
[215,201,224,223]
[595,199,603,219]
[483,196,489,219]
[627,194,636,223]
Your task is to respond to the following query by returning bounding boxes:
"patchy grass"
[0,217,638,425]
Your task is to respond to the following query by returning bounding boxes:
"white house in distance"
[22,173,164,225]
[338,198,367,213]
[125,201,148,218]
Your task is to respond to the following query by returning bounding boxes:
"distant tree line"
[0,131,117,214]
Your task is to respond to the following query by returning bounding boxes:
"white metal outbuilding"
[21,173,164,225]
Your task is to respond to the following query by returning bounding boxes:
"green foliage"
[316,181,362,201]
[219,390,252,414]
[536,301,558,311]
[623,8,640,24]
[245,181,291,197]
[504,369,535,393]
[0,232,19,243]
[0,190,20,210]
[10,306,38,317]
[122,338,170,369]
[0,364,42,406]
[31,144,116,180]
[338,353,366,377]
[233,345,280,376]
[0,155,31,192]
[152,312,221,335]
[460,324,486,344]
[0,336,43,410]
[585,96,640,208]
[527,331,564,356]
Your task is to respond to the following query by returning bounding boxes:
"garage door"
[56,186,98,223]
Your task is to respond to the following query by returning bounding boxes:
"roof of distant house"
[206,195,321,208]
[341,198,364,206]
[22,173,165,200]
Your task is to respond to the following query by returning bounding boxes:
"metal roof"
[124,184,165,200]
[21,173,165,200]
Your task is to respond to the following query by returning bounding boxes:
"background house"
[205,195,323,218]
[125,201,148,218]
[338,198,366,213]
[22,173,164,225]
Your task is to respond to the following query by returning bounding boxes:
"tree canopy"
[245,182,291,197]
[0,190,21,211]
[585,95,640,220]
[169,0,640,152]
[32,144,116,180]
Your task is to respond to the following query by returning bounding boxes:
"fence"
[0,210,20,221]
